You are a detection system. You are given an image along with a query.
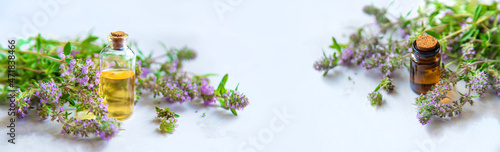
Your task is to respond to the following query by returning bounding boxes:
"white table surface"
[1,0,500,151]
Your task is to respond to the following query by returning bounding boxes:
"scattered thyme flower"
[160,118,177,133]
[368,92,382,106]
[156,107,178,133]
[379,76,395,92]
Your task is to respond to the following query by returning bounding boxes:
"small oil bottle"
[99,31,136,120]
[410,35,441,94]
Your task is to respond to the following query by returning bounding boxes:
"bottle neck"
[108,37,128,50]
[412,40,440,59]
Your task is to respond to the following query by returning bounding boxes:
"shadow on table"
[52,134,107,151]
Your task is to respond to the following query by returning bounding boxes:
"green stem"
[456,60,500,75]
[0,65,45,73]
[445,59,459,68]
[15,50,64,63]
[441,14,495,40]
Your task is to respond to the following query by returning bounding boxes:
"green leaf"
[235,83,240,91]
[215,74,228,95]
[428,11,439,23]
[329,37,341,52]
[68,99,75,106]
[81,35,98,46]
[159,41,168,51]
[63,42,71,56]
[406,10,412,17]
[230,108,238,116]
[45,63,56,74]
[36,34,41,53]
[374,84,381,92]
[460,29,475,42]
[473,5,482,22]
[76,106,84,112]
[218,97,227,109]
[174,114,180,118]
[494,12,499,28]
[137,48,144,56]
[197,73,218,78]
[45,106,53,113]
[425,30,440,39]
[72,102,82,108]
[17,38,30,47]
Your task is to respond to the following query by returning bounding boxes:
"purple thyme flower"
[59,64,65,71]
[71,50,80,57]
[466,17,473,23]
[224,91,249,110]
[199,79,217,105]
[162,77,190,104]
[61,116,120,141]
[199,80,214,95]
[461,43,475,60]
[82,65,89,75]
[340,48,354,65]
[57,46,65,60]
[444,9,454,15]
[141,67,151,77]
[466,71,490,97]
[314,55,337,72]
[169,60,178,73]
[86,58,94,67]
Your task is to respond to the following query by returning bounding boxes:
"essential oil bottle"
[99,31,136,120]
[410,35,441,94]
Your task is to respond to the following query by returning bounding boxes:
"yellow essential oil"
[100,69,135,120]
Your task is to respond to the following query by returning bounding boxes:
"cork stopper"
[415,35,437,51]
[109,31,128,49]
[111,31,126,37]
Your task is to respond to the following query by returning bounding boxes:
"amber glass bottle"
[99,31,136,120]
[410,35,441,94]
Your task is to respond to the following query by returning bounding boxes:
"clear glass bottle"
[410,35,441,94]
[99,31,136,120]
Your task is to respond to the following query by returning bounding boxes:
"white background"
[1,0,500,151]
